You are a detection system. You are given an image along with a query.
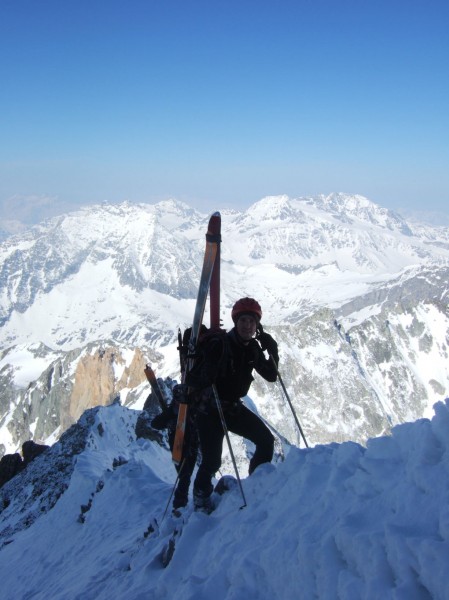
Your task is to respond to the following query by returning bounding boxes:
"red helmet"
[231,297,262,323]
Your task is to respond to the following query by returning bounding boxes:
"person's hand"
[256,324,278,357]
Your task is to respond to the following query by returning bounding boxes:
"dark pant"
[194,403,274,496]
[173,452,197,508]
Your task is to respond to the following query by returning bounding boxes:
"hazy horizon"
[1,0,448,227]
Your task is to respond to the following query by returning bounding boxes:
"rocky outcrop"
[0,441,49,488]
[0,454,23,488]
[66,346,148,426]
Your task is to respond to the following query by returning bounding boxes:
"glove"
[151,405,176,430]
[246,338,262,367]
[256,324,279,360]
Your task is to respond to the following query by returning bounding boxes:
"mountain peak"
[154,198,196,214]
[249,195,294,219]
[246,193,410,234]
[314,193,412,233]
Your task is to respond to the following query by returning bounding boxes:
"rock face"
[67,346,148,426]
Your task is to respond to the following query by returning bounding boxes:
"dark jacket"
[185,328,278,404]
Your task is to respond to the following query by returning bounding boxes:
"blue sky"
[1,0,448,224]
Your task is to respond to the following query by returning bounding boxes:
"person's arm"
[151,404,177,430]
[254,326,279,382]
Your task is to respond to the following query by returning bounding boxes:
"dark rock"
[0,454,24,488]
[22,441,49,465]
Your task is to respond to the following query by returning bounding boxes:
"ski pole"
[212,384,247,509]
[270,356,309,448]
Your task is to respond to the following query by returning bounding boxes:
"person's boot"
[193,488,215,514]
[171,488,189,517]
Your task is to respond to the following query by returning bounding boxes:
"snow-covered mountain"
[1,194,449,457]
[1,194,448,349]
[0,399,448,599]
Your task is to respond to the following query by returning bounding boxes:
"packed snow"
[1,397,449,599]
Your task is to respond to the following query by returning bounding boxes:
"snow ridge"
[0,398,448,599]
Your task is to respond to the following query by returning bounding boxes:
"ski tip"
[211,211,221,217]
[207,212,221,238]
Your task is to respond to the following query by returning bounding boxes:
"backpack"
[180,326,232,410]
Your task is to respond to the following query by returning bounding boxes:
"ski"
[144,364,167,410]
[171,212,221,465]
[159,212,221,568]
[209,213,221,329]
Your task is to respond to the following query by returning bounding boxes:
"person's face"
[236,314,257,342]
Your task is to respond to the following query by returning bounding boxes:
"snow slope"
[1,398,448,600]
